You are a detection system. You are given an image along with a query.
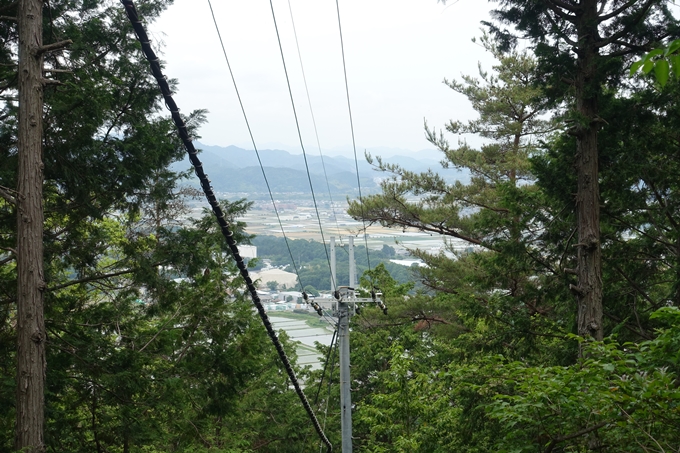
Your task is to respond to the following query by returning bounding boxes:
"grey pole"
[349,236,355,289]
[330,236,337,293]
[339,296,352,453]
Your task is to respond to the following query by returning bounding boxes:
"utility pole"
[328,236,383,453]
[338,286,352,453]
[349,236,355,291]
[329,236,350,451]
[330,236,337,312]
[337,238,352,453]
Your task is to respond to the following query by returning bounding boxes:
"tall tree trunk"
[16,0,46,451]
[574,0,603,341]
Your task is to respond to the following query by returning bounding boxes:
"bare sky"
[149,0,494,156]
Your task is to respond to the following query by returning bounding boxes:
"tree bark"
[574,0,603,341]
[16,0,46,451]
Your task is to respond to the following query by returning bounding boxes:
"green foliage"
[631,40,680,87]
[488,308,680,453]
[0,1,317,451]
[348,35,568,359]
[266,280,278,291]
[358,263,414,299]
[349,35,552,282]
[2,1,680,452]
[344,11,680,452]
[303,285,320,297]
[251,235,415,290]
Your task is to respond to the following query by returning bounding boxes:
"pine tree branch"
[545,0,578,21]
[0,254,16,266]
[546,0,579,13]
[598,0,641,22]
[602,209,675,249]
[369,195,486,246]
[609,262,657,310]
[43,68,72,73]
[35,39,72,56]
[598,0,609,15]
[457,196,510,213]
[544,12,579,47]
[603,311,653,340]
[0,185,17,205]
[0,15,17,22]
[138,305,182,353]
[41,78,63,86]
[646,179,680,231]
[596,0,657,48]
[47,268,135,292]
[605,38,658,58]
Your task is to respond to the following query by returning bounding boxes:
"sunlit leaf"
[647,48,664,59]
[666,39,680,56]
[655,59,670,87]
[629,60,644,76]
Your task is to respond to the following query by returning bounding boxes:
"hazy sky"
[149,0,495,155]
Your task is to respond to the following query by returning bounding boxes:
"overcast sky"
[148,0,495,156]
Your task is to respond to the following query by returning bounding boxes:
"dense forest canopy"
[1,0,680,452]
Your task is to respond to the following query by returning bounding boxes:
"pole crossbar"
[119,2,331,451]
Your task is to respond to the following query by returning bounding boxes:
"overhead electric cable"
[206,0,306,293]
[300,327,338,453]
[313,329,337,406]
[268,0,337,290]
[120,2,331,451]
[334,0,372,271]
[320,331,339,453]
[285,0,345,244]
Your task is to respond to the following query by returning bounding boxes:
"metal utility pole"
[330,235,351,452]
[330,236,336,292]
[338,287,352,453]
[330,236,337,312]
[349,236,355,290]
[328,235,384,453]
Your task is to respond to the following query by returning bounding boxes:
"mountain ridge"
[173,142,469,195]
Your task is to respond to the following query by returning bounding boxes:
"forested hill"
[172,142,470,194]
[4,1,680,453]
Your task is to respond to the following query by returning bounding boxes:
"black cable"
[313,329,337,405]
[206,0,306,293]
[334,0,372,272]
[268,0,337,292]
[120,2,331,451]
[320,331,339,452]
[286,0,345,246]
[301,326,338,453]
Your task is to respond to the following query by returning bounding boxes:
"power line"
[285,0,346,246]
[206,0,307,293]
[268,0,337,291]
[334,0,372,272]
[321,335,338,452]
[120,2,331,451]
[313,329,337,406]
[299,328,338,453]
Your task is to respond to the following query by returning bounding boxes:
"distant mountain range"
[173,143,469,196]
